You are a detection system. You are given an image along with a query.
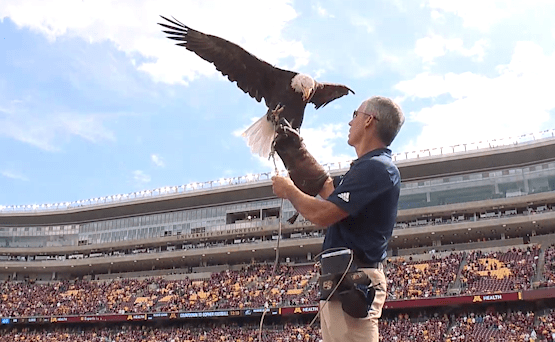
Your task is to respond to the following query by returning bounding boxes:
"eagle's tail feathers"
[242,116,275,159]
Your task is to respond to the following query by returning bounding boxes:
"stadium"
[1,130,555,342]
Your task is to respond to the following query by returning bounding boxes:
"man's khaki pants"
[320,267,387,342]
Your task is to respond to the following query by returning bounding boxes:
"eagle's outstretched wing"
[159,16,296,107]
[310,83,355,109]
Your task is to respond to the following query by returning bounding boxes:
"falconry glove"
[272,118,329,222]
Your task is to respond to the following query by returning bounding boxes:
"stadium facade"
[2,131,555,341]
[1,132,555,280]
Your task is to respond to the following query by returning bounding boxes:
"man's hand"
[271,174,349,227]
[271,175,295,199]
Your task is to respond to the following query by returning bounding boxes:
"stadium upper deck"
[1,131,555,277]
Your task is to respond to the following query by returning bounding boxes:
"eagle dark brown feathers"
[158,15,354,159]
[158,16,292,105]
[311,83,355,109]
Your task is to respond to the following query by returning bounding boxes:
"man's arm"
[318,177,335,199]
[272,176,348,226]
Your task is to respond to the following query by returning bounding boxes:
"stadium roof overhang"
[2,138,555,227]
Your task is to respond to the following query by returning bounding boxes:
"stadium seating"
[460,246,540,294]
[536,309,555,341]
[0,323,322,342]
[445,311,536,341]
[379,314,449,342]
[385,253,463,299]
[541,244,555,288]
[1,246,551,318]
[0,264,320,317]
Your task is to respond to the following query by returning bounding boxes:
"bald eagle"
[159,16,354,158]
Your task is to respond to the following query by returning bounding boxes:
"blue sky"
[1,0,554,207]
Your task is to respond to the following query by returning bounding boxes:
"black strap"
[354,255,382,269]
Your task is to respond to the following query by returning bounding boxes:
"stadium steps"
[443,318,458,341]
[447,251,467,295]
[534,246,546,285]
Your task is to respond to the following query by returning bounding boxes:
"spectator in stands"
[272,96,404,342]
[385,253,462,299]
[460,246,539,295]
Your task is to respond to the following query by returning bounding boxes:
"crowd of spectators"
[460,246,540,294]
[385,253,462,299]
[379,313,449,341]
[4,309,554,342]
[0,323,320,342]
[2,245,553,318]
[540,245,555,288]
[536,309,555,341]
[445,311,536,341]
[0,264,318,317]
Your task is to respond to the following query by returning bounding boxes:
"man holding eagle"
[159,15,404,342]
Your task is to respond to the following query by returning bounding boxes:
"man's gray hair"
[360,96,405,146]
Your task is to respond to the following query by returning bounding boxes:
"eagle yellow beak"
[303,87,314,102]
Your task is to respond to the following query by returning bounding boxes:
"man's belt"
[353,255,383,269]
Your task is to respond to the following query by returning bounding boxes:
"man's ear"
[364,116,373,128]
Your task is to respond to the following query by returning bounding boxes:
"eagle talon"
[277,118,299,139]
[269,103,285,126]
[278,117,291,128]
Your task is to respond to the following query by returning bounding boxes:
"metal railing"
[1,129,554,214]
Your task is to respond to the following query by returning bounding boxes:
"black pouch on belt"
[318,249,375,318]
[337,271,375,318]
[318,249,356,300]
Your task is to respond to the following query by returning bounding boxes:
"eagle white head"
[291,74,316,102]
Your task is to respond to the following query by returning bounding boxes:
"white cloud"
[425,0,554,31]
[313,3,334,18]
[1,170,29,181]
[396,41,555,150]
[389,0,407,12]
[415,35,488,63]
[430,10,443,21]
[396,72,489,99]
[0,104,115,151]
[151,154,165,167]
[350,14,374,34]
[312,68,326,80]
[0,0,309,85]
[302,123,354,164]
[133,170,151,185]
